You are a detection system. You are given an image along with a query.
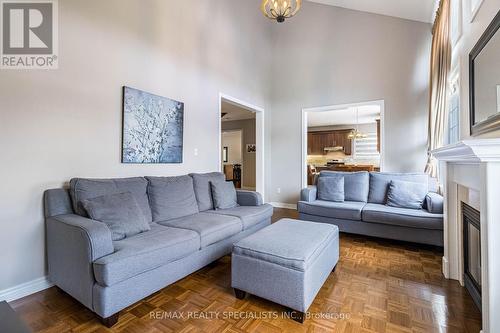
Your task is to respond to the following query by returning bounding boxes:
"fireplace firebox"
[462,202,481,312]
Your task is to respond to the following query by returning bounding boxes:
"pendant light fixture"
[260,0,302,23]
[348,108,368,140]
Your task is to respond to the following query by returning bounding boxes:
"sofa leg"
[55,286,66,294]
[288,309,305,323]
[234,288,246,300]
[332,264,337,273]
[100,313,119,328]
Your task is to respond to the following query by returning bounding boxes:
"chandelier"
[260,0,302,23]
[347,108,368,140]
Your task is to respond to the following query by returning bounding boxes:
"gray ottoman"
[231,218,339,323]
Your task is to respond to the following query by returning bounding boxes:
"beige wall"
[221,130,243,165]
[0,0,272,292]
[268,3,432,203]
[453,0,500,138]
[222,119,256,188]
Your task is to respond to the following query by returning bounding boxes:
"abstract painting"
[122,86,184,163]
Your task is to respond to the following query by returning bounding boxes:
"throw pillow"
[210,181,238,210]
[386,180,428,210]
[317,176,345,202]
[82,192,151,241]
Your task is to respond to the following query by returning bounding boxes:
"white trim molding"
[432,139,500,163]
[0,276,53,302]
[270,202,297,210]
[470,0,485,22]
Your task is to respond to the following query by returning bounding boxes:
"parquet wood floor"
[10,209,482,332]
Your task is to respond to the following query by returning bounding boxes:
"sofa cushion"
[319,171,369,202]
[362,203,443,230]
[426,192,444,214]
[190,172,226,211]
[93,223,199,286]
[210,180,238,209]
[368,172,429,204]
[386,180,428,210]
[70,177,152,222]
[82,192,151,241]
[317,176,344,202]
[146,176,199,222]
[206,204,274,230]
[233,219,339,271]
[159,212,242,248]
[297,200,365,221]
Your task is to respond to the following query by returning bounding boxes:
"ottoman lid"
[233,219,338,271]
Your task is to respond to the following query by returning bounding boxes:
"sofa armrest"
[301,186,317,202]
[46,214,114,310]
[236,190,263,206]
[425,192,444,214]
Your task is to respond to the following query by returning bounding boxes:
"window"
[447,74,460,145]
[353,132,380,161]
[451,0,463,45]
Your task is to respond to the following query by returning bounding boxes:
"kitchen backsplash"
[307,152,380,167]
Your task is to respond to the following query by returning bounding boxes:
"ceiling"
[221,100,256,122]
[308,105,381,127]
[306,0,437,23]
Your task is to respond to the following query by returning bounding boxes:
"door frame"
[301,99,385,189]
[219,93,265,199]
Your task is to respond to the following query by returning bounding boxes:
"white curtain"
[425,0,451,178]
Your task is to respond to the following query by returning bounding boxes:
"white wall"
[221,130,243,165]
[453,0,500,139]
[0,0,272,293]
[268,3,432,203]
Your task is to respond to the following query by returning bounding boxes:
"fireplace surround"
[432,139,500,333]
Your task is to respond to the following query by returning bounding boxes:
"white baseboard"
[270,202,297,210]
[0,276,53,302]
[442,256,449,279]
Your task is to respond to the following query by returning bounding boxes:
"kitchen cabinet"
[307,129,353,155]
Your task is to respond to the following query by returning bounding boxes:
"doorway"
[219,94,264,197]
[221,129,244,187]
[301,100,385,188]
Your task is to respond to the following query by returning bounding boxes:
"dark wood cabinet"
[307,129,353,155]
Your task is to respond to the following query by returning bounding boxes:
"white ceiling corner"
[306,0,437,23]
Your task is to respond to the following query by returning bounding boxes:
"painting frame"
[246,144,256,153]
[121,86,184,164]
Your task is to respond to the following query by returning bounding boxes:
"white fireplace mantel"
[432,138,500,162]
[432,139,500,333]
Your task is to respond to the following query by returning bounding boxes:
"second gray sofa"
[298,171,444,246]
[44,172,273,327]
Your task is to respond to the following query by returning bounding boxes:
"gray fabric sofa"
[298,171,444,246]
[44,172,273,326]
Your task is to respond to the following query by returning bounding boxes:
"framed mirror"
[469,10,500,135]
